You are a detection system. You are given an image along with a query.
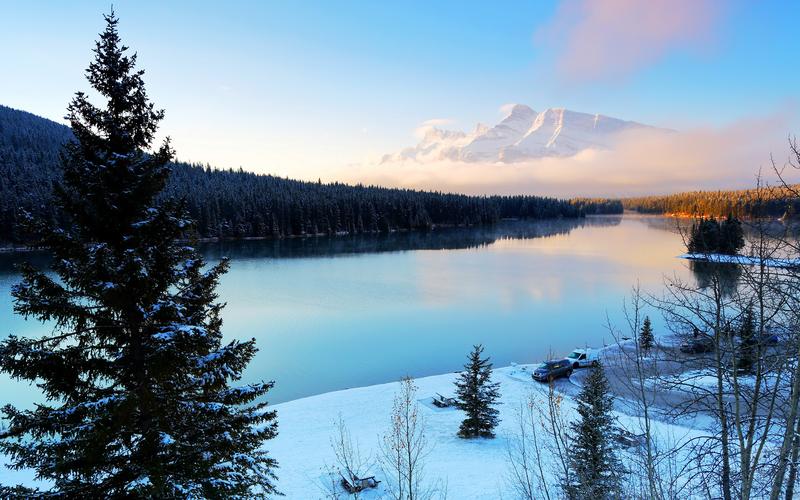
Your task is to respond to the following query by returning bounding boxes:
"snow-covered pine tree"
[454,344,501,438]
[564,362,621,499]
[639,316,654,355]
[0,11,278,497]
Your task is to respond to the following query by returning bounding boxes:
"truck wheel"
[591,360,599,367]
[573,362,580,369]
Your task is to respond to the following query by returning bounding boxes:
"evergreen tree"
[453,344,501,438]
[687,218,721,254]
[564,362,621,499]
[639,316,654,355]
[719,214,745,255]
[736,307,757,373]
[0,12,278,497]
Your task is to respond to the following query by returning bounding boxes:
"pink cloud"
[538,0,722,81]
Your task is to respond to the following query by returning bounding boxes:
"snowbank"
[0,363,707,498]
[680,253,800,269]
[268,364,701,499]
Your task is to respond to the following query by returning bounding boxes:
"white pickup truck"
[566,348,600,369]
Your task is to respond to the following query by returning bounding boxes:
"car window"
[579,354,586,360]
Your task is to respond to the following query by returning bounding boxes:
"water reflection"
[3,214,697,405]
[688,260,743,297]
[198,215,622,262]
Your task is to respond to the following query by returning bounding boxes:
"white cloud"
[414,118,456,139]
[499,103,519,117]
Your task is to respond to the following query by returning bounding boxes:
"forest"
[623,185,800,218]
[0,105,617,245]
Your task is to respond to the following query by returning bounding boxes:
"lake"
[0,214,694,405]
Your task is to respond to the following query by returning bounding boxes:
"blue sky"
[1,1,798,195]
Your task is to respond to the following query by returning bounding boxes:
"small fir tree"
[639,316,655,355]
[564,362,622,499]
[687,217,721,254]
[0,11,278,497]
[736,307,757,373]
[719,214,745,255]
[454,344,501,438]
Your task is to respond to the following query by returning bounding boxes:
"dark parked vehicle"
[680,335,715,354]
[746,332,780,346]
[532,359,573,382]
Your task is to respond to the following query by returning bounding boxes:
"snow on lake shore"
[680,253,800,269]
[0,362,712,497]
[269,364,702,499]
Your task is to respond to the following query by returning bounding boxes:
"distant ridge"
[0,104,610,246]
[624,185,800,218]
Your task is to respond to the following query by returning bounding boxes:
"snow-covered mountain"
[382,104,666,163]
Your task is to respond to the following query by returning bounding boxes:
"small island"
[687,215,745,255]
[680,215,800,269]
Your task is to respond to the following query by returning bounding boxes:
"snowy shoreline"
[267,363,701,499]
[680,252,800,269]
[0,362,711,497]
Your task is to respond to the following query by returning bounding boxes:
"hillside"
[0,105,604,245]
[623,185,800,218]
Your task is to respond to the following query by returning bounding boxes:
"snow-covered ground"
[680,253,800,269]
[645,367,789,394]
[0,353,719,497]
[269,364,703,499]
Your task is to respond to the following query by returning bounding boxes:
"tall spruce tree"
[453,344,501,438]
[688,218,721,254]
[0,11,278,497]
[736,307,757,373]
[719,214,745,255]
[564,362,621,499]
[639,316,654,355]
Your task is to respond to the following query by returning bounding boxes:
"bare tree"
[379,377,441,500]
[603,287,685,500]
[321,414,373,499]
[637,178,798,500]
[767,138,800,499]
[505,391,553,500]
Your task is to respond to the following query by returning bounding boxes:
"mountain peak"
[384,104,669,164]
[505,104,536,118]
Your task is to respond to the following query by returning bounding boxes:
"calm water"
[0,214,693,405]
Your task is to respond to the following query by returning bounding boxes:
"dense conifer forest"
[623,186,800,218]
[0,104,618,245]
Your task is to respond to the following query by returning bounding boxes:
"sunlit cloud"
[414,118,456,139]
[537,0,723,82]
[499,103,519,117]
[329,109,795,198]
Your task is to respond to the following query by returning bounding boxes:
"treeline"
[624,185,800,218]
[0,104,617,245]
[687,215,745,255]
[164,164,584,239]
[569,197,624,215]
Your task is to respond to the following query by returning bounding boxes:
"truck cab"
[566,348,599,369]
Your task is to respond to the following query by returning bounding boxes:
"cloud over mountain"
[331,106,794,198]
[381,104,667,164]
